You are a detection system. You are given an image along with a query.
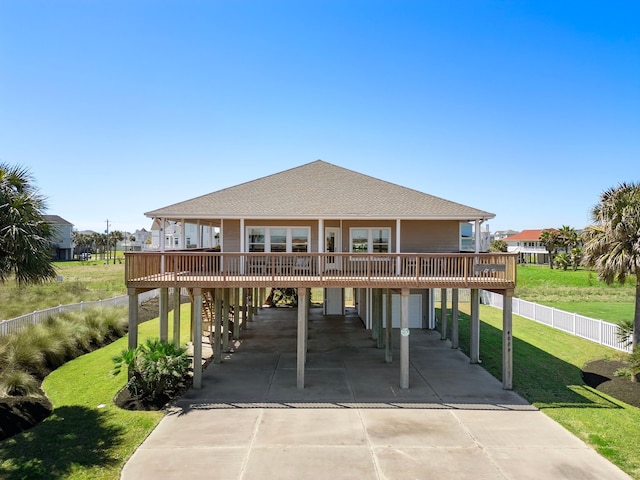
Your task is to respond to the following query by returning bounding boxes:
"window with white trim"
[350,228,390,254]
[246,227,310,253]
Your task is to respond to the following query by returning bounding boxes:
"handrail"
[125,252,517,289]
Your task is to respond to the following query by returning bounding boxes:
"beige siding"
[222,219,241,252]
[400,220,460,253]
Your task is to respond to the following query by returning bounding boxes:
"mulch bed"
[582,358,640,408]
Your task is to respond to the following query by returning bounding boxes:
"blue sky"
[1,1,638,234]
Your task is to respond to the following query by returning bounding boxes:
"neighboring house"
[149,220,218,251]
[125,160,517,390]
[502,229,552,264]
[492,229,518,242]
[44,215,74,261]
[128,228,153,251]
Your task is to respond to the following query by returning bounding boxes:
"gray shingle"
[145,160,494,220]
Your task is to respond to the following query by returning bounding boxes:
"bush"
[112,339,190,403]
[0,368,42,397]
[0,307,128,397]
[629,347,640,382]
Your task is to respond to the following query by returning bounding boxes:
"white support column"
[128,288,139,351]
[159,287,169,342]
[192,288,203,389]
[240,218,245,274]
[385,288,392,363]
[440,288,448,340]
[297,287,308,389]
[233,288,241,340]
[223,288,230,352]
[214,288,222,364]
[318,219,324,253]
[196,220,202,248]
[159,218,166,274]
[475,219,481,253]
[396,219,401,274]
[173,287,181,347]
[470,288,480,363]
[502,292,513,390]
[451,289,459,350]
[400,288,410,389]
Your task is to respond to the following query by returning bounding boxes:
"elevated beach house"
[125,160,516,390]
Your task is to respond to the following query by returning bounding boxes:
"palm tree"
[582,182,640,380]
[109,230,124,264]
[570,247,582,271]
[538,229,560,269]
[557,225,578,253]
[0,163,57,284]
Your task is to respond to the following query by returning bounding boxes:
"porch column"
[297,287,308,389]
[173,287,181,347]
[440,288,448,341]
[240,218,245,274]
[128,288,139,351]
[248,290,254,322]
[451,289,459,350]
[385,289,392,363]
[223,288,230,352]
[375,289,383,349]
[192,288,203,389]
[159,287,169,342]
[400,288,410,389]
[502,291,513,389]
[396,219,401,274]
[234,288,241,340]
[470,288,480,363]
[214,288,222,364]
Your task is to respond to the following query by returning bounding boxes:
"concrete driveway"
[121,306,631,480]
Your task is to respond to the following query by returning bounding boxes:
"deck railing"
[125,252,517,290]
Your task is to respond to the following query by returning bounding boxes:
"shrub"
[112,339,191,402]
[0,367,41,397]
[629,347,640,382]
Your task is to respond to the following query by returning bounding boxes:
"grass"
[0,305,193,480]
[451,304,640,479]
[516,264,635,324]
[0,262,127,320]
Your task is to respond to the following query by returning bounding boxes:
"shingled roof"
[145,160,494,221]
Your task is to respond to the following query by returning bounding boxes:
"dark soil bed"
[582,358,640,408]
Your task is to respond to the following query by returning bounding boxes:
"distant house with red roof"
[502,229,554,264]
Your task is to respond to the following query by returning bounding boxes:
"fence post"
[551,307,555,328]
[599,319,603,345]
[572,313,576,335]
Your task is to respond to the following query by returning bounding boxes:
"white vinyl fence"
[472,290,630,353]
[0,289,160,337]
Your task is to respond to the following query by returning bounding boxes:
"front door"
[325,227,341,271]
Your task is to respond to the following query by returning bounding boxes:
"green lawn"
[453,304,640,479]
[0,262,127,320]
[516,264,635,324]
[0,305,192,480]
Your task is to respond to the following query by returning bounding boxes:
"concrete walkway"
[121,306,631,480]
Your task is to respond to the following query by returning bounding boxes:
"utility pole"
[105,219,110,263]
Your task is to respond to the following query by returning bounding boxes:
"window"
[246,227,310,253]
[350,228,390,254]
[248,228,265,252]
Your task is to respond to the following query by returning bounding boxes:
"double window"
[350,228,391,254]
[247,227,310,253]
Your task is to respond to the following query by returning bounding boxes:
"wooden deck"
[125,252,516,293]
